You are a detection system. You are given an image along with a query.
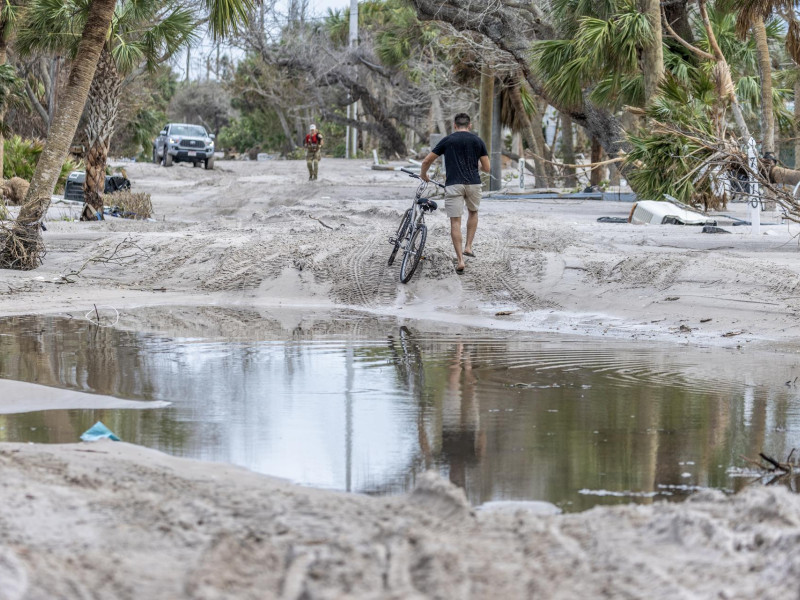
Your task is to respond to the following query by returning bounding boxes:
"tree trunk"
[48,57,60,126]
[0,32,7,182]
[508,83,549,186]
[82,46,122,220]
[479,67,493,151]
[590,138,603,187]
[609,163,621,186]
[638,0,664,104]
[430,91,448,135]
[531,105,555,181]
[753,17,775,158]
[770,165,800,186]
[0,0,116,270]
[490,82,502,191]
[274,107,296,152]
[794,76,800,168]
[352,83,406,157]
[663,0,693,43]
[560,113,577,187]
[294,115,303,149]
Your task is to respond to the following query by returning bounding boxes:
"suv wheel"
[204,156,215,170]
[163,149,173,167]
[152,147,159,164]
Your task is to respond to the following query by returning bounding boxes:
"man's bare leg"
[464,210,478,255]
[450,216,465,269]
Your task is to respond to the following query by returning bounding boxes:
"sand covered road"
[1,441,799,600]
[4,160,800,598]
[3,157,800,346]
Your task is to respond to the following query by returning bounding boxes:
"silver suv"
[153,123,215,169]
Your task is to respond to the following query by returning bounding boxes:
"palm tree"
[721,0,800,159]
[639,0,664,102]
[17,0,198,219]
[0,0,116,269]
[0,1,23,180]
[0,0,251,268]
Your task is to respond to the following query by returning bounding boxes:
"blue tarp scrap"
[80,421,121,442]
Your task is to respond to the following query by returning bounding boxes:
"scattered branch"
[58,235,147,283]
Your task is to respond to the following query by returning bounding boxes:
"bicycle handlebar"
[400,167,445,189]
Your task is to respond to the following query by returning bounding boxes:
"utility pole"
[490,83,502,191]
[348,0,358,158]
[479,66,493,190]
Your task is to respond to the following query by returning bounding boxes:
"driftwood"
[308,215,334,230]
[741,450,799,487]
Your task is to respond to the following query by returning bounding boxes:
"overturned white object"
[628,200,714,226]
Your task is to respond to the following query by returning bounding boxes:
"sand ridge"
[3,158,800,346]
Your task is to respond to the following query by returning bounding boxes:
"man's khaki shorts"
[444,184,482,217]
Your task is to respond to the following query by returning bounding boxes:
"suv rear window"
[170,125,207,137]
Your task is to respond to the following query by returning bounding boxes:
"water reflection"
[2,307,800,512]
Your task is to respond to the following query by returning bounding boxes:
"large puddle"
[2,306,800,512]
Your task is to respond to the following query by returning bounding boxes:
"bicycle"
[388,168,445,283]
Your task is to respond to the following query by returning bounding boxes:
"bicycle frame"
[388,168,445,281]
[399,180,430,257]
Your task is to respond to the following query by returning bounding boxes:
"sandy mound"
[0,441,798,599]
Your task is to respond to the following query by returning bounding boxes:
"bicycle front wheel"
[388,209,412,266]
[400,224,427,283]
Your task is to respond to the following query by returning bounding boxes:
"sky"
[175,0,353,80]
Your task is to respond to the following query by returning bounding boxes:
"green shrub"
[3,135,81,193]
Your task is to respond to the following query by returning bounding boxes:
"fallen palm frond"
[103,190,152,220]
[625,113,800,221]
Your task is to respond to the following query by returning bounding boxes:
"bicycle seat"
[417,198,438,211]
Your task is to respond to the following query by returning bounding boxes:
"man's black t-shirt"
[432,131,488,186]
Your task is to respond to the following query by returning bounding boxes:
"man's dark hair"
[453,113,471,128]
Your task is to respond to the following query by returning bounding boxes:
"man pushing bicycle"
[419,113,490,274]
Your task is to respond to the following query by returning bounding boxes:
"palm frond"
[204,0,252,40]
[736,75,761,113]
[15,0,86,58]
[111,38,145,75]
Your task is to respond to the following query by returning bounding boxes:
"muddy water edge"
[1,305,799,513]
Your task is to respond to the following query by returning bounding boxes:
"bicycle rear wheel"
[400,224,427,283]
[388,209,411,266]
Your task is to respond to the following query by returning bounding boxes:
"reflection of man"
[304,124,324,181]
[441,342,484,490]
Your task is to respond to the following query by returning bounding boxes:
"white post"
[349,0,358,159]
[345,105,350,159]
[747,137,761,235]
[519,158,525,190]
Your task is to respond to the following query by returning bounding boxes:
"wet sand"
[0,379,169,413]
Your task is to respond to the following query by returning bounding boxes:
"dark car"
[63,171,131,202]
[152,123,215,169]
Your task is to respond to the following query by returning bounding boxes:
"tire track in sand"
[460,229,554,310]
[331,233,399,307]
